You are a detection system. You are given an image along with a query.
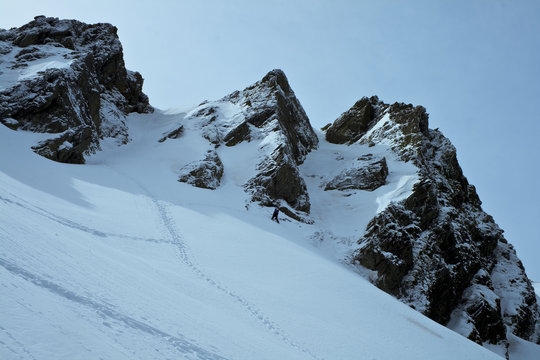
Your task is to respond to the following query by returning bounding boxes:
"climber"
[271,206,280,223]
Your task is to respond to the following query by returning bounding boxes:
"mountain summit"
[0,16,151,163]
[1,17,539,360]
[177,69,318,216]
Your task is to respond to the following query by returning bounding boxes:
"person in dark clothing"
[271,207,280,223]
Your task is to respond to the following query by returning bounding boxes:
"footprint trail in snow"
[121,170,324,360]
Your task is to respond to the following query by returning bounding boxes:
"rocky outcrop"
[337,98,540,354]
[0,16,152,163]
[31,126,93,163]
[325,155,388,191]
[325,96,386,144]
[246,143,311,212]
[451,275,507,344]
[224,70,318,160]
[359,102,429,163]
[178,150,224,190]
[184,69,318,214]
[159,125,184,143]
[228,70,318,212]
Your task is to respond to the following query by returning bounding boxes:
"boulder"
[32,126,94,164]
[159,125,184,143]
[325,156,388,191]
[178,150,224,190]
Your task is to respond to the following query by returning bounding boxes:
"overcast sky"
[2,0,539,281]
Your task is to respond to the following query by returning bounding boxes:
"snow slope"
[0,110,512,360]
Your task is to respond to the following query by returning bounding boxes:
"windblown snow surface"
[0,108,537,359]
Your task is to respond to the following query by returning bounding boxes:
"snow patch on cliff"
[0,44,74,90]
[300,135,418,259]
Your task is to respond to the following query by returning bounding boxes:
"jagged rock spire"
[224,69,318,162]
[181,69,318,215]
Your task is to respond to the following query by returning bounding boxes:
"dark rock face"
[325,155,388,191]
[357,102,430,163]
[246,144,311,212]
[345,98,540,350]
[223,69,318,162]
[178,150,224,190]
[228,70,318,212]
[0,16,151,163]
[159,125,184,143]
[459,282,507,344]
[32,126,93,163]
[185,69,318,214]
[325,96,384,144]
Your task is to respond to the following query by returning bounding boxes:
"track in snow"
[0,324,37,360]
[0,193,172,245]
[121,172,324,360]
[0,257,228,360]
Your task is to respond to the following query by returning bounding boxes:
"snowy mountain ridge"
[1,17,540,360]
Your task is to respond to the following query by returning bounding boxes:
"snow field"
[0,111,504,359]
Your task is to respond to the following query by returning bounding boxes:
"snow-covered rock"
[325,96,386,144]
[183,69,318,214]
[324,155,388,191]
[336,98,540,355]
[158,124,184,142]
[178,150,224,190]
[0,16,151,163]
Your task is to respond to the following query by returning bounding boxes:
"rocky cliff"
[178,69,318,219]
[325,96,540,356]
[0,16,151,163]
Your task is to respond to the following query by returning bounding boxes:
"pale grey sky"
[2,0,539,280]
